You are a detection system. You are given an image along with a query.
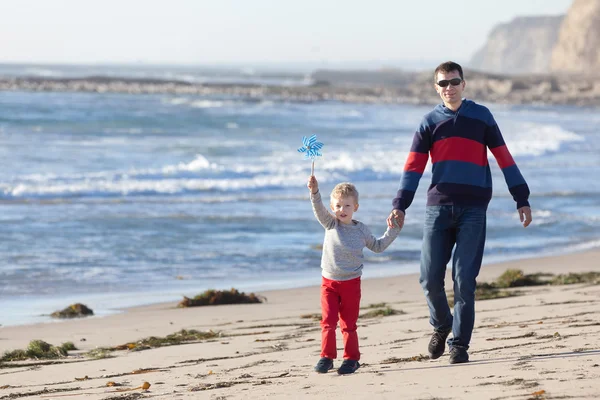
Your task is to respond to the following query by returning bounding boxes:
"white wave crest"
[162,155,216,173]
[190,100,228,108]
[499,123,583,157]
[164,97,190,105]
[4,175,303,198]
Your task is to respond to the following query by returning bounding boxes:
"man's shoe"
[449,346,469,364]
[337,359,360,375]
[314,357,334,373]
[428,328,452,359]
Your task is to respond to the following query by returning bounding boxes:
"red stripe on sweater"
[490,145,516,169]
[431,137,488,166]
[404,152,429,173]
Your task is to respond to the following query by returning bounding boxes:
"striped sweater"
[392,99,530,213]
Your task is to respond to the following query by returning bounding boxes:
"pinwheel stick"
[311,160,315,176]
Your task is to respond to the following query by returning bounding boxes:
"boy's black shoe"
[314,357,334,373]
[449,346,469,364]
[428,328,452,359]
[337,359,360,375]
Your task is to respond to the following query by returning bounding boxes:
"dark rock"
[50,303,94,319]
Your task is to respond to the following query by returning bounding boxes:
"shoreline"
[1,249,600,399]
[2,247,599,334]
[3,245,599,329]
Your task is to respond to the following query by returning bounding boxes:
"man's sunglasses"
[436,78,462,87]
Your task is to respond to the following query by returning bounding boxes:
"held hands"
[518,206,532,228]
[387,209,405,231]
[307,175,319,194]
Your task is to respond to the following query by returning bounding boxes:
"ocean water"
[1,66,599,327]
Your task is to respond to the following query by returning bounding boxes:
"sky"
[0,0,572,69]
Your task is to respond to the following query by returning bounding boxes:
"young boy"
[307,175,400,375]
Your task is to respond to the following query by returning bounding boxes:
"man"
[387,61,532,364]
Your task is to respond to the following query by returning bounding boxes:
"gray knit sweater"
[311,191,400,281]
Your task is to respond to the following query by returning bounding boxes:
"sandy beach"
[2,250,600,399]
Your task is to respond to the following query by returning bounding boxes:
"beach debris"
[362,302,388,309]
[495,269,547,288]
[531,389,546,399]
[300,313,321,321]
[50,303,94,319]
[101,393,145,400]
[87,347,114,359]
[486,332,536,341]
[90,329,221,356]
[496,378,540,389]
[269,343,287,351]
[381,354,429,364]
[177,288,264,307]
[550,271,600,285]
[297,134,324,175]
[190,381,242,391]
[446,269,600,308]
[1,340,77,361]
[99,368,169,380]
[132,369,160,375]
[495,269,600,288]
[360,307,404,319]
[18,387,82,398]
[74,375,90,381]
[115,381,151,392]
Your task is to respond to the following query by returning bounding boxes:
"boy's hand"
[387,209,404,230]
[307,175,319,194]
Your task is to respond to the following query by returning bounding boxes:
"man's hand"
[387,209,405,230]
[307,175,319,194]
[518,206,532,228]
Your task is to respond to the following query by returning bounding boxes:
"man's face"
[434,70,465,108]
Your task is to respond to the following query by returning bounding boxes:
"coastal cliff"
[469,16,564,74]
[470,0,600,76]
[551,0,600,74]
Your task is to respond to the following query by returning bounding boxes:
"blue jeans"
[419,205,486,349]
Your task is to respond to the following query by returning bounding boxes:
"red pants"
[320,276,361,360]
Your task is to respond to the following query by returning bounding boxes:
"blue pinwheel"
[297,134,324,175]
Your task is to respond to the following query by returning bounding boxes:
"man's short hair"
[434,61,464,82]
[330,182,359,203]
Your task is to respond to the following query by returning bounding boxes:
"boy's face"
[330,195,359,224]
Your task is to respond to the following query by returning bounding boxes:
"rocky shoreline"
[1,70,599,106]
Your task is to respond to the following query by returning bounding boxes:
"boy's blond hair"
[330,182,359,203]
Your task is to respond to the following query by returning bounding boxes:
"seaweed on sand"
[360,307,404,319]
[494,269,600,288]
[446,269,600,308]
[88,329,221,355]
[177,288,265,307]
[1,340,77,361]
